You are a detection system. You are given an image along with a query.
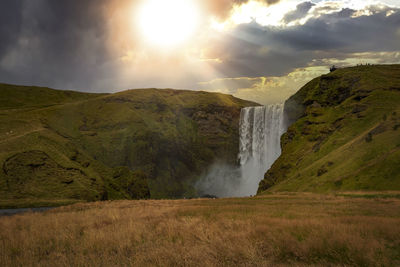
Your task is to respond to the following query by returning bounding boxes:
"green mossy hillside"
[0,83,106,109]
[0,85,256,207]
[258,64,400,193]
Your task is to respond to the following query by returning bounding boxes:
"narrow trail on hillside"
[0,128,45,144]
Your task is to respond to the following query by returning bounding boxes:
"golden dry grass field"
[1,192,400,266]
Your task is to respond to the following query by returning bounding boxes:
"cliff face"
[258,64,400,193]
[0,85,256,207]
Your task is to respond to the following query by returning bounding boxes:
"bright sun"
[137,0,200,47]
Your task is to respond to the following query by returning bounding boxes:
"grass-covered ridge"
[259,64,400,193]
[0,83,107,109]
[0,85,256,207]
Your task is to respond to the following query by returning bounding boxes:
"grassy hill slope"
[0,85,256,207]
[258,64,400,193]
[0,83,107,109]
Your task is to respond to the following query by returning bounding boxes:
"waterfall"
[196,104,286,198]
[237,104,286,196]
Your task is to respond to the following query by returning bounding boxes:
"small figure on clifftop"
[330,65,337,72]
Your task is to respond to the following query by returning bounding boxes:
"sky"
[0,0,399,104]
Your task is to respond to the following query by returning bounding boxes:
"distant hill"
[0,84,256,207]
[258,64,400,193]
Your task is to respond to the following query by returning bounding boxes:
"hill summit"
[258,64,400,193]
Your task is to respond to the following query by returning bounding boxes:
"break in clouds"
[0,0,399,104]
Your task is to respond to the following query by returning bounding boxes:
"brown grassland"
[1,192,400,266]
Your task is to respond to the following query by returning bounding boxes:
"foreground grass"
[1,193,400,266]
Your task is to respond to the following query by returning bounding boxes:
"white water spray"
[237,104,286,196]
[197,104,287,197]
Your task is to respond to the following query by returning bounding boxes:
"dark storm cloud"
[209,32,314,77]
[276,8,400,52]
[0,0,113,91]
[0,1,23,60]
[282,1,315,23]
[209,6,400,78]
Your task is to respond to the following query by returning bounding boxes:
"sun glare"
[137,0,200,47]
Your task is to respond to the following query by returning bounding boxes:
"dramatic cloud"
[205,0,281,20]
[0,0,114,91]
[282,1,315,23]
[206,5,400,76]
[198,66,327,104]
[0,1,23,59]
[195,1,400,103]
[0,0,399,104]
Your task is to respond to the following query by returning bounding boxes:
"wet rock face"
[193,110,228,135]
[192,107,240,148]
[283,98,304,128]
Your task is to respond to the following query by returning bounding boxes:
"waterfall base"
[196,104,286,197]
